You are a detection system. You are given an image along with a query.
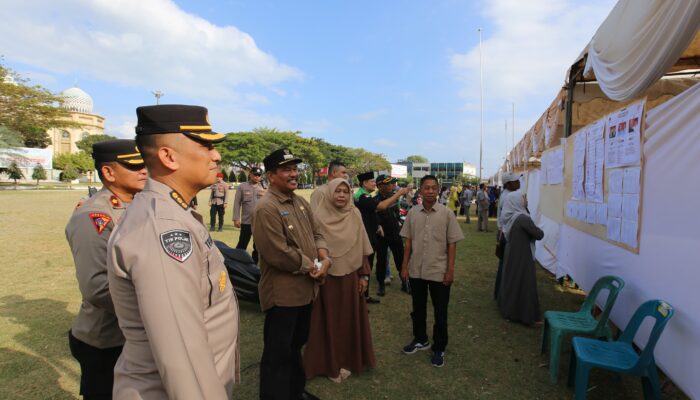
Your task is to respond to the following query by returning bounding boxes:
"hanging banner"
[0,147,53,169]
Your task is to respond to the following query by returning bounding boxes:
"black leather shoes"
[299,390,321,400]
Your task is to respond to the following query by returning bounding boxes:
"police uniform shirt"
[354,189,380,236]
[65,187,128,349]
[232,181,265,225]
[108,178,239,400]
[376,191,402,237]
[209,181,228,206]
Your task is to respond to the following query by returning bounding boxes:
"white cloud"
[104,115,137,139]
[354,109,389,121]
[450,0,615,112]
[373,138,398,148]
[0,0,302,100]
[299,120,333,135]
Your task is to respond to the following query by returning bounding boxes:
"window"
[61,131,70,139]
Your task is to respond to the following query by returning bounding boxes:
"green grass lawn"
[0,190,688,399]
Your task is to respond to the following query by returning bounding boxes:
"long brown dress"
[303,264,376,379]
[498,214,545,325]
[303,179,376,379]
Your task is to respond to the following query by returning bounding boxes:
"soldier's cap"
[376,174,397,185]
[357,171,375,183]
[250,167,263,176]
[92,139,144,167]
[263,148,302,171]
[135,104,225,143]
[503,172,522,184]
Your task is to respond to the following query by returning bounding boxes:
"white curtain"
[556,82,700,398]
[584,0,700,101]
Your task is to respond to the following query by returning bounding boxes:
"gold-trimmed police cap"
[93,139,144,166]
[135,104,225,143]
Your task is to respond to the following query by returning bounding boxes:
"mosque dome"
[60,86,94,114]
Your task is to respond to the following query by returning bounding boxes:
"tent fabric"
[583,0,700,101]
[555,82,700,398]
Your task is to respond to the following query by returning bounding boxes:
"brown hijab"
[314,179,372,276]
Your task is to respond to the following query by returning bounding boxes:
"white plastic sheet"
[556,82,700,398]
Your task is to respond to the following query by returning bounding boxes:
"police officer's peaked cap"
[375,174,397,185]
[263,148,302,171]
[357,171,375,183]
[92,139,144,166]
[250,167,263,175]
[135,104,225,143]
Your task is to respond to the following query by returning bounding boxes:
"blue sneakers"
[431,351,445,367]
[402,340,431,354]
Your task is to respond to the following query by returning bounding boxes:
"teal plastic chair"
[541,275,625,383]
[567,300,674,399]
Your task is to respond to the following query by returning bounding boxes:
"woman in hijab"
[497,192,545,326]
[303,179,376,383]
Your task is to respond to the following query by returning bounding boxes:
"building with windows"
[430,162,477,179]
[47,87,105,156]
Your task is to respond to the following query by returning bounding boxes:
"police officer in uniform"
[108,105,240,399]
[233,166,266,263]
[66,139,146,400]
[209,172,228,231]
[374,174,410,296]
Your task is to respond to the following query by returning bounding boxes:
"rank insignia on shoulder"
[110,195,122,208]
[170,190,189,210]
[205,236,213,248]
[160,230,193,262]
[89,213,112,235]
[219,271,227,292]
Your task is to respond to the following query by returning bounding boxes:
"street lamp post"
[152,90,164,105]
[478,28,484,182]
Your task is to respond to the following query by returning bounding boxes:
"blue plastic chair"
[567,300,674,399]
[541,275,625,383]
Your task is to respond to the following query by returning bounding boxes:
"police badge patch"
[89,213,112,235]
[160,230,193,262]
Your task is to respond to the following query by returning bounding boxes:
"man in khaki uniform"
[309,160,348,209]
[253,148,330,400]
[233,166,265,263]
[66,139,146,400]
[108,105,240,400]
[209,172,228,231]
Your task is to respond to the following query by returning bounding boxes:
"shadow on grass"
[0,295,79,397]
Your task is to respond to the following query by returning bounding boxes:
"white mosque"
[47,86,105,156]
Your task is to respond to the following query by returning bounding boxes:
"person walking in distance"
[209,172,228,231]
[233,167,266,263]
[476,183,490,232]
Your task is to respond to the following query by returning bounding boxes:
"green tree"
[6,161,24,189]
[0,126,23,149]
[346,148,391,177]
[53,152,93,173]
[31,164,47,187]
[0,62,78,148]
[405,154,429,163]
[237,171,247,182]
[60,164,79,189]
[76,134,118,155]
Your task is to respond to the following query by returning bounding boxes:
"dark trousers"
[376,234,404,290]
[260,304,312,400]
[409,278,451,353]
[495,235,507,300]
[68,330,122,400]
[236,223,259,263]
[364,231,379,298]
[210,204,225,229]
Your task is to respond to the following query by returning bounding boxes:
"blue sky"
[1,0,615,175]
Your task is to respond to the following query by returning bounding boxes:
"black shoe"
[299,390,321,400]
[209,226,215,232]
[217,227,223,232]
[377,288,386,297]
[366,296,380,304]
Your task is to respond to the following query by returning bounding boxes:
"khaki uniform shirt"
[209,181,229,206]
[66,187,127,349]
[400,203,464,282]
[253,186,328,312]
[232,181,265,225]
[108,178,239,400]
[309,183,327,210]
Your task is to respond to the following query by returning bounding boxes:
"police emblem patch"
[89,213,112,235]
[160,230,193,262]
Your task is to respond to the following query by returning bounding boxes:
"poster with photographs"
[605,99,645,168]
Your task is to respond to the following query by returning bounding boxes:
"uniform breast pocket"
[206,249,233,305]
[243,191,253,202]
